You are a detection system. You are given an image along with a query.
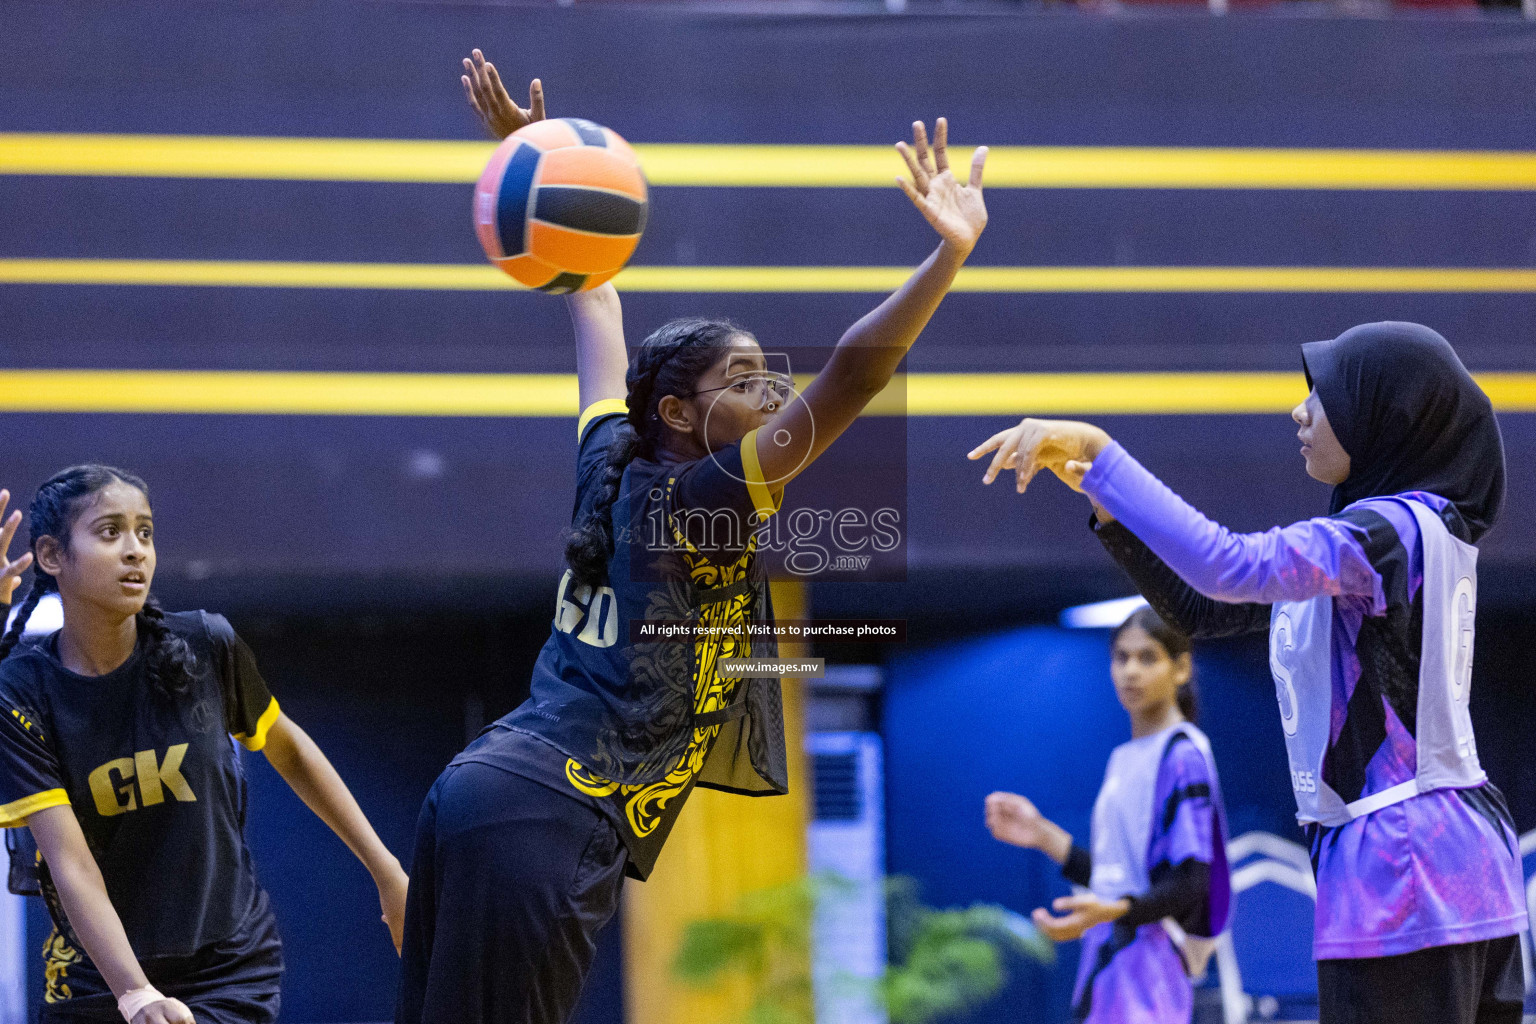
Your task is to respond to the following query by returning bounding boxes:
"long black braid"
[0,465,196,699]
[0,576,51,664]
[563,318,748,590]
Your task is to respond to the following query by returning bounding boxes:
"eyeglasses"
[684,373,794,411]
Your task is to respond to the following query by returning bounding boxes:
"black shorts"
[1317,935,1524,1024]
[38,891,283,1024]
[395,761,628,1024]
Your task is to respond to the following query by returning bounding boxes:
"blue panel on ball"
[562,118,608,147]
[495,143,542,257]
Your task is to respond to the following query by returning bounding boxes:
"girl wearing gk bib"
[987,607,1230,1024]
[394,51,990,1024]
[0,468,408,1024]
[969,322,1525,1024]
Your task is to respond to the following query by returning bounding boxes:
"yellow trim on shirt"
[739,428,783,519]
[578,399,629,442]
[0,788,70,828]
[234,697,281,751]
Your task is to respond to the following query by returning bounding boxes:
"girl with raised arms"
[0,468,408,1024]
[969,322,1525,1024]
[986,607,1229,1024]
[393,51,988,1024]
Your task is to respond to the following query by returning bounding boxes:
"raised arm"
[569,285,628,411]
[457,49,628,413]
[969,419,1384,608]
[1092,516,1270,640]
[755,120,988,488]
[262,714,410,953]
[27,806,194,1024]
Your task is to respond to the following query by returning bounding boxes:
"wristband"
[117,984,166,1024]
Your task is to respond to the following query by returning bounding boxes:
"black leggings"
[1317,935,1525,1024]
[395,761,628,1024]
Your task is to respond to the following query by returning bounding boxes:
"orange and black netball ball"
[473,118,649,293]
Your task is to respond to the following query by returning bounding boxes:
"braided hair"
[563,317,748,590]
[0,465,196,700]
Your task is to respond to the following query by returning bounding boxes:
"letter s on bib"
[1450,576,1475,703]
[1271,612,1301,738]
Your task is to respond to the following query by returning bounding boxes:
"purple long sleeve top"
[1082,442,1384,610]
[1080,442,1526,959]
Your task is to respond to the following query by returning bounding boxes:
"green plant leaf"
[672,919,766,985]
[671,874,1052,1024]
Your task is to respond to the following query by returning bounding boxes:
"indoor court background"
[3,3,1536,1022]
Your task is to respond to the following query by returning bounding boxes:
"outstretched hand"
[984,792,1051,850]
[1031,894,1129,943]
[461,49,545,140]
[0,489,34,606]
[967,418,1113,494]
[896,119,988,255]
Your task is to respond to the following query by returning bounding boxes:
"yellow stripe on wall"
[5,134,1536,190]
[641,144,1536,191]
[0,370,576,416]
[903,372,1308,415]
[7,258,1536,294]
[4,369,1535,416]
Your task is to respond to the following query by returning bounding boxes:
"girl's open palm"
[985,791,1050,849]
[896,119,988,254]
[1032,894,1125,943]
[0,489,34,604]
[461,49,545,141]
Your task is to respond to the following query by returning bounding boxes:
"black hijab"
[1301,321,1504,542]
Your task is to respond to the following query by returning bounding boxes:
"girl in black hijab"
[1304,321,1504,539]
[968,322,1525,1024]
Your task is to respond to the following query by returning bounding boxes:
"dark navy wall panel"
[6,179,1536,271]
[3,410,1535,608]
[0,413,577,578]
[901,414,1536,574]
[4,172,1536,374]
[3,5,1536,377]
[7,288,1536,374]
[4,5,1536,148]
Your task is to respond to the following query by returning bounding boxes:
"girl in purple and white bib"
[970,322,1526,1024]
[987,607,1231,1023]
